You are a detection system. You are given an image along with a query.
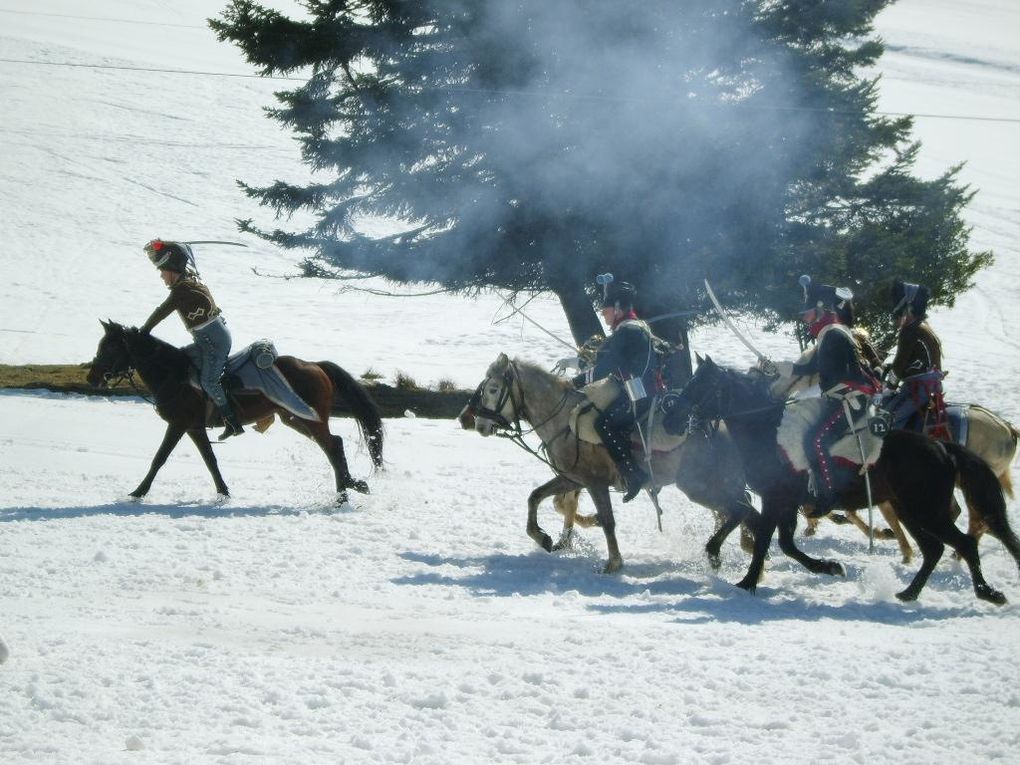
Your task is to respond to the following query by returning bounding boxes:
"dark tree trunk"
[551,282,603,347]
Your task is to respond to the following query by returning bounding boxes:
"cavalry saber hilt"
[703,279,768,364]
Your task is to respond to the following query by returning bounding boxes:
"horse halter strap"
[470,364,522,433]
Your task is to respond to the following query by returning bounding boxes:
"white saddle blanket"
[777,396,882,475]
[569,377,686,452]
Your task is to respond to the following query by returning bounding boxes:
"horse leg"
[129,422,187,498]
[894,523,944,603]
[777,505,845,577]
[280,415,363,502]
[527,476,578,552]
[940,524,1007,605]
[736,496,782,593]
[187,427,229,496]
[877,502,913,564]
[552,488,586,550]
[704,495,757,570]
[588,484,623,574]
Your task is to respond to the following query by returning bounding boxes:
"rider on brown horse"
[140,239,244,440]
[883,280,946,433]
[573,277,663,502]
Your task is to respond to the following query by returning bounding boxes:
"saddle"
[569,377,686,453]
[777,395,883,476]
[186,339,320,424]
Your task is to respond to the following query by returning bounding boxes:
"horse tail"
[317,360,385,468]
[946,442,1020,569]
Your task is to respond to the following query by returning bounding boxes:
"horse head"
[465,353,518,437]
[661,353,728,434]
[87,320,135,387]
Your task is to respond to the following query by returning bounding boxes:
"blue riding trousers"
[184,316,232,409]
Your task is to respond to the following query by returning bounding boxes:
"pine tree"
[211,0,990,361]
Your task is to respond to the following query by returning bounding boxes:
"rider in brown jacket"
[883,280,945,431]
[141,240,244,440]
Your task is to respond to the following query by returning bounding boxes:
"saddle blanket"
[777,395,883,475]
[916,404,969,445]
[569,377,686,452]
[187,340,320,422]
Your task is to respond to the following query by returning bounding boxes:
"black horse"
[87,321,384,503]
[663,355,1020,604]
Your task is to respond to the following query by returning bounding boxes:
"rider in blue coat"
[574,278,660,502]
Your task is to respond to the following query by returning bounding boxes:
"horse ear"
[695,352,704,366]
[704,354,715,367]
[100,319,109,329]
[497,352,509,367]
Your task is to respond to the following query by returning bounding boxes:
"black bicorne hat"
[144,239,191,273]
[596,273,636,310]
[891,280,930,319]
[798,274,853,314]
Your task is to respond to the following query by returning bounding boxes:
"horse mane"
[512,358,574,392]
[111,321,191,373]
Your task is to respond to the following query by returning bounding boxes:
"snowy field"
[1,2,1020,763]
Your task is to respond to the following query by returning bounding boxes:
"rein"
[471,361,578,473]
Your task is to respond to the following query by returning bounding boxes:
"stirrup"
[218,423,244,441]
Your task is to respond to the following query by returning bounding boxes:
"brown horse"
[461,353,758,573]
[87,321,383,503]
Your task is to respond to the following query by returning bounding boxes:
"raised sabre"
[703,279,768,363]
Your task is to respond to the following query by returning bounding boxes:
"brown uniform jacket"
[889,319,942,380]
[141,275,221,333]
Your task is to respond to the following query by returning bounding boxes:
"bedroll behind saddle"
[569,377,686,452]
[186,339,320,423]
[777,394,884,477]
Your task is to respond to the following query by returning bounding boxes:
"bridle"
[92,331,155,405]
[465,359,578,472]
[466,363,521,433]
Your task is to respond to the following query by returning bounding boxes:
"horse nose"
[457,406,476,430]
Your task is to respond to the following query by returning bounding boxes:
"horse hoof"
[804,525,816,537]
[128,489,145,499]
[336,491,350,506]
[706,552,722,571]
[895,589,918,602]
[735,577,757,593]
[976,586,1007,606]
[539,534,554,553]
[602,558,623,574]
[826,561,846,577]
[876,528,897,540]
[552,533,574,552]
[348,480,370,495]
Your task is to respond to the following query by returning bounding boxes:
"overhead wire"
[1,56,1017,125]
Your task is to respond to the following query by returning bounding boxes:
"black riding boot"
[596,407,647,503]
[217,402,245,441]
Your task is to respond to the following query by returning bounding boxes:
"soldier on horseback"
[573,276,663,502]
[883,280,946,433]
[792,275,881,514]
[140,239,244,440]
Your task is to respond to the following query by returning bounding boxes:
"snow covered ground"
[1,2,1019,763]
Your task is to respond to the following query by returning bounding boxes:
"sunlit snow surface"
[1,2,1019,763]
